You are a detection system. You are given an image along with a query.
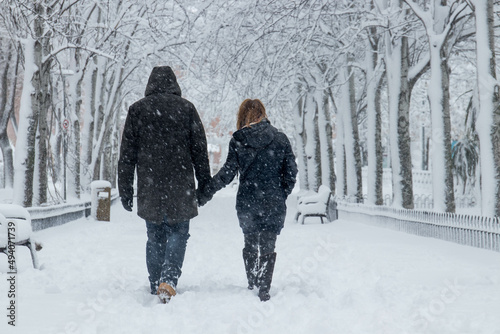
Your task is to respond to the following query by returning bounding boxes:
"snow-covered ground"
[1,187,499,334]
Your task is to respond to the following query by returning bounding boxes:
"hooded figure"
[118,66,211,303]
[212,119,296,233]
[199,99,297,302]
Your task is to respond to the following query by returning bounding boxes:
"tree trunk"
[335,91,346,199]
[33,2,52,206]
[428,35,455,212]
[108,121,120,188]
[36,53,51,205]
[341,59,363,202]
[294,93,309,191]
[13,2,53,207]
[474,0,500,216]
[402,0,470,213]
[101,141,112,182]
[102,94,122,184]
[318,89,336,193]
[385,33,414,209]
[0,40,18,189]
[13,39,38,207]
[67,48,84,199]
[0,136,14,187]
[304,92,321,192]
[365,27,384,205]
[89,62,109,181]
[82,6,102,187]
[396,36,415,210]
[81,58,98,189]
[33,2,52,205]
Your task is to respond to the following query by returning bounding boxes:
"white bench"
[295,185,334,224]
[0,204,41,269]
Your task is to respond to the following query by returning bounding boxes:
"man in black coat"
[118,66,211,303]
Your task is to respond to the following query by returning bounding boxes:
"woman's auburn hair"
[236,99,267,130]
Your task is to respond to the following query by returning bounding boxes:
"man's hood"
[233,119,276,149]
[144,66,182,97]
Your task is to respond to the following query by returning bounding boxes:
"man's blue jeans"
[145,217,190,294]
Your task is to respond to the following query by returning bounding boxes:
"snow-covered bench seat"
[295,185,334,225]
[0,204,41,269]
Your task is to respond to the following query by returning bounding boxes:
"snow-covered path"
[2,187,500,334]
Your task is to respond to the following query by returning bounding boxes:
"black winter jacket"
[209,119,297,234]
[118,66,211,223]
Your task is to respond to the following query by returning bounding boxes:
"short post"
[91,181,111,221]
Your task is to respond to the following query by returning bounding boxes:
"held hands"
[196,184,213,207]
[121,196,133,212]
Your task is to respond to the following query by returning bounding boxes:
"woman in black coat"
[199,99,297,301]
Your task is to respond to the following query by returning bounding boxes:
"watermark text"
[6,221,17,326]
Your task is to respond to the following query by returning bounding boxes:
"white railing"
[412,170,433,187]
[362,194,476,210]
[361,167,477,210]
[362,167,433,189]
[337,201,500,252]
[28,189,119,231]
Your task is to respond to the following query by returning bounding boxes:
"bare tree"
[404,0,471,212]
[340,56,363,202]
[472,0,500,216]
[0,39,19,189]
[365,0,385,205]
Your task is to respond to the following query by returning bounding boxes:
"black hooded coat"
[208,119,297,234]
[118,66,211,223]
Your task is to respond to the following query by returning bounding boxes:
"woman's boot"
[243,249,259,290]
[257,252,276,301]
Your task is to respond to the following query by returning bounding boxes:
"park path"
[1,187,499,334]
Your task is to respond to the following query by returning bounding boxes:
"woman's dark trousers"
[242,231,277,301]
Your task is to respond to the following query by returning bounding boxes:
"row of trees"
[0,0,499,217]
[190,0,499,216]
[0,0,188,206]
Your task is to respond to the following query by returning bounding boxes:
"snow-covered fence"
[411,170,433,187]
[454,195,478,208]
[362,167,432,190]
[413,194,434,210]
[405,194,476,210]
[361,168,478,210]
[28,190,119,231]
[337,201,500,252]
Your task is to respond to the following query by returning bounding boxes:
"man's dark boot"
[243,249,259,290]
[257,252,276,301]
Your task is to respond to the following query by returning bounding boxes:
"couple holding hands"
[118,66,297,303]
